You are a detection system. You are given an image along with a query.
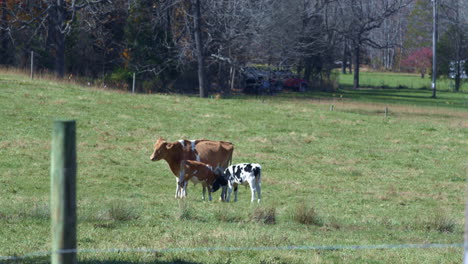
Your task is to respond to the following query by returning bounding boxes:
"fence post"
[465,171,468,264]
[385,107,389,117]
[132,72,136,94]
[30,51,34,80]
[330,104,334,111]
[51,120,77,264]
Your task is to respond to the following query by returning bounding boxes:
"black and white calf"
[212,163,262,203]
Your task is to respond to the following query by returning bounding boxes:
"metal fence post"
[51,120,77,264]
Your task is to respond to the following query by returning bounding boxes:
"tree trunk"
[454,25,462,92]
[348,50,353,74]
[341,41,347,74]
[0,0,11,65]
[48,1,67,78]
[193,0,207,98]
[431,0,437,98]
[55,31,66,78]
[454,61,461,92]
[353,44,360,89]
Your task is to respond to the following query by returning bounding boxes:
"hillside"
[1,72,467,263]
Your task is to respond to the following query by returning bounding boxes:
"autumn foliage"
[401,47,433,78]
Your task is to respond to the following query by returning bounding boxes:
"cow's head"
[150,137,174,161]
[211,168,228,192]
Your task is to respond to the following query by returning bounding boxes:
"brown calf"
[150,137,233,199]
[179,160,226,201]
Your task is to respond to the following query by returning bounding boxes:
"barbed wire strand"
[0,243,463,261]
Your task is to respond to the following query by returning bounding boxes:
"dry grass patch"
[418,209,457,233]
[251,206,276,225]
[83,200,141,225]
[176,200,197,221]
[214,207,244,223]
[248,137,269,144]
[292,201,323,226]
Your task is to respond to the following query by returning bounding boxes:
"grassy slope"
[1,72,467,263]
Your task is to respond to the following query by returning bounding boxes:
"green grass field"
[1,70,467,263]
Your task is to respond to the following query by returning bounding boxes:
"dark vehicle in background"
[241,67,307,94]
[283,76,308,92]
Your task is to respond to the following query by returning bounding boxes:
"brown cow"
[150,137,233,200]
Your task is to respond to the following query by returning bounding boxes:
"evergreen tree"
[124,0,176,92]
[437,25,468,91]
[404,0,432,52]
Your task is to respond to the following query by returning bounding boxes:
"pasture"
[1,70,467,263]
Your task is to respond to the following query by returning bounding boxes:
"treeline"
[0,0,466,94]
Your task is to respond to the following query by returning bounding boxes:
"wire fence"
[1,243,464,262]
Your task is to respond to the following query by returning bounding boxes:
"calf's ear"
[166,143,174,149]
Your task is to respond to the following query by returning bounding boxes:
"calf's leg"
[249,185,255,203]
[234,184,239,202]
[226,183,233,202]
[220,186,227,201]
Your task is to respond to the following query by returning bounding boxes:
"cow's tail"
[255,165,262,185]
[179,160,186,186]
[228,149,233,166]
[255,165,262,202]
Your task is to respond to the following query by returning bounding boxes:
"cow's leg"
[208,186,213,202]
[202,185,206,200]
[234,184,239,202]
[175,178,180,198]
[182,181,188,198]
[179,168,185,196]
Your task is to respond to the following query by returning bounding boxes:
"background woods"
[0,0,467,94]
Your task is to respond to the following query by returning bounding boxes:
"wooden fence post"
[51,120,77,264]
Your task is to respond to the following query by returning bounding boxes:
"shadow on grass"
[339,85,434,97]
[206,84,468,109]
[265,85,467,108]
[5,256,202,264]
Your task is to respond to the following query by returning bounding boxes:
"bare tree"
[0,0,12,65]
[367,8,408,70]
[4,0,112,77]
[192,0,207,97]
[331,0,411,88]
